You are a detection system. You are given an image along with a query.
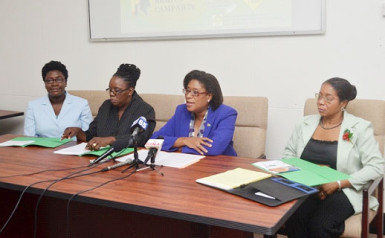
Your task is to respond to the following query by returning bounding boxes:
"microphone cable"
[32,163,103,238]
[0,142,133,179]
[0,146,131,236]
[33,147,130,238]
[0,164,88,179]
[0,163,96,235]
[0,178,56,235]
[65,168,137,238]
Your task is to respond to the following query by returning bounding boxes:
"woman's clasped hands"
[317,182,340,200]
[180,137,213,155]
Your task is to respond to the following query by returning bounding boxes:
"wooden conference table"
[0,134,303,238]
[0,110,24,120]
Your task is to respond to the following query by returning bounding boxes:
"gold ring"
[92,143,97,147]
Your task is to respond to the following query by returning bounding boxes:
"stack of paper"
[196,168,272,190]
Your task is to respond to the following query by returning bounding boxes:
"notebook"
[196,168,272,191]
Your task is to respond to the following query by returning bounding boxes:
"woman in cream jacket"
[283,78,384,238]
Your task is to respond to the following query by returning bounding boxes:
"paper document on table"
[54,143,134,157]
[115,150,204,168]
[0,137,71,148]
[54,143,90,155]
[196,168,272,191]
[0,140,34,147]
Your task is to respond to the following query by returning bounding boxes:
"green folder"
[81,147,134,157]
[278,158,350,187]
[6,137,71,148]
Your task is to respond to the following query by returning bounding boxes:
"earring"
[341,107,345,111]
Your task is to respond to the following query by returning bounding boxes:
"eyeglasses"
[44,78,65,84]
[105,87,130,96]
[315,93,335,103]
[182,88,208,97]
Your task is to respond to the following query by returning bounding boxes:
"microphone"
[128,116,148,146]
[89,143,125,166]
[101,158,133,172]
[89,147,115,166]
[143,136,164,165]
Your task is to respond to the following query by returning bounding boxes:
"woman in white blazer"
[283,78,384,238]
[24,61,92,138]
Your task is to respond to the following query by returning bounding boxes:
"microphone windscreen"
[111,141,127,152]
[145,138,164,150]
[130,116,148,133]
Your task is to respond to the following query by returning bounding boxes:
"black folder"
[228,177,318,206]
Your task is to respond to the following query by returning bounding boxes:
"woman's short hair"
[324,77,357,102]
[113,64,141,88]
[183,70,223,110]
[42,61,68,81]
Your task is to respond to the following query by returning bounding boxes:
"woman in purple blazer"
[152,70,237,156]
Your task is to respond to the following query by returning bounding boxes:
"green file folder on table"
[279,158,350,187]
[83,147,134,157]
[0,137,71,148]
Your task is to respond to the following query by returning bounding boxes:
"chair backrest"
[304,98,385,156]
[225,96,268,159]
[68,90,268,158]
[68,90,108,117]
[140,94,184,131]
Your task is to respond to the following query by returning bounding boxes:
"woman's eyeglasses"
[315,93,335,103]
[44,78,65,84]
[106,88,130,96]
[182,88,208,97]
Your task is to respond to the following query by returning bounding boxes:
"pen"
[255,192,276,200]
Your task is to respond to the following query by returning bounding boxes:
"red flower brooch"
[343,129,353,142]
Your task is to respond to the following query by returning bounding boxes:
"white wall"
[0,0,384,159]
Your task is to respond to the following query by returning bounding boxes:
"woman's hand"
[61,127,82,140]
[317,182,339,200]
[175,137,213,155]
[86,136,116,151]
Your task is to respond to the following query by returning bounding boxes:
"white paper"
[0,140,34,147]
[115,150,204,169]
[54,142,90,155]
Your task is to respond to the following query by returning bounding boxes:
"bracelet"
[337,180,342,191]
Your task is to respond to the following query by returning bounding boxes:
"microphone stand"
[143,153,164,176]
[121,137,141,173]
[120,137,163,176]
